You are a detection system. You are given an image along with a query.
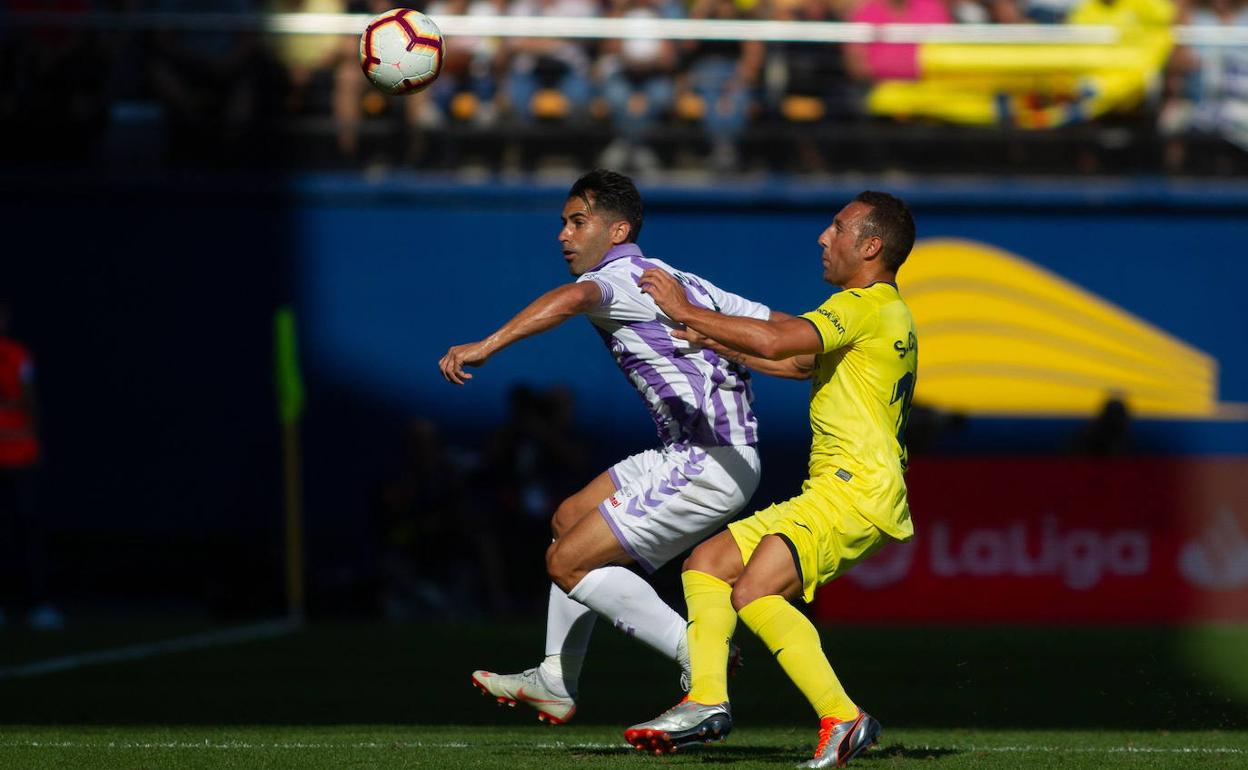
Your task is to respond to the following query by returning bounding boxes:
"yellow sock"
[682,570,736,704]
[738,595,857,721]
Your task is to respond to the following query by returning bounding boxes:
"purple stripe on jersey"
[607,465,621,491]
[597,502,656,573]
[620,350,691,444]
[594,324,682,444]
[732,388,756,444]
[589,277,613,307]
[702,352,734,445]
[627,260,751,447]
[702,347,756,445]
[584,243,643,274]
[628,320,720,446]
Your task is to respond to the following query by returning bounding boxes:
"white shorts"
[597,443,761,573]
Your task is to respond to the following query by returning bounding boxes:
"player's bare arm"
[639,268,821,361]
[675,325,815,380]
[439,281,602,384]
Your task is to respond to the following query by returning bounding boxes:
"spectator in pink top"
[845,0,952,81]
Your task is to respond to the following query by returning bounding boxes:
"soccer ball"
[359,9,445,95]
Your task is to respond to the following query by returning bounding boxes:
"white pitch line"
[0,740,1242,755]
[0,619,300,681]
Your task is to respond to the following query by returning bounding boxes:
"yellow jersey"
[799,281,917,540]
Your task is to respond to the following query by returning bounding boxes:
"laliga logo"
[929,519,1149,590]
[847,517,1151,590]
[1179,508,1248,590]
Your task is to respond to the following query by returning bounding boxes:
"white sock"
[567,565,685,662]
[539,583,596,697]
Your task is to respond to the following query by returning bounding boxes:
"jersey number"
[889,371,915,457]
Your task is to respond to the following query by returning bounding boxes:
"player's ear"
[611,220,631,245]
[863,236,882,259]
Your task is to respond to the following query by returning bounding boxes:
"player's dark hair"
[568,169,643,243]
[854,191,915,272]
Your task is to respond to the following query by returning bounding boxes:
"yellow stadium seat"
[532,89,570,119]
[781,95,826,123]
[362,90,387,117]
[675,92,706,121]
[450,92,479,122]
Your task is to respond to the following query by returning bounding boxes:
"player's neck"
[840,270,896,290]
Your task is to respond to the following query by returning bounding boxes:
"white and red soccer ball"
[359,9,445,95]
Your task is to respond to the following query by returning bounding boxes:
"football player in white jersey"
[440,169,788,723]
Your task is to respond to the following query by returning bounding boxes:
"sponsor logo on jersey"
[815,308,846,335]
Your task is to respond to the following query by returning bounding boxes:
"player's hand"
[637,268,691,321]
[439,341,490,385]
[673,326,736,359]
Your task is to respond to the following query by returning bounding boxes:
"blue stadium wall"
[3,174,1246,608]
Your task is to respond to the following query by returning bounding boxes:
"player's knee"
[550,498,581,539]
[683,535,739,583]
[545,541,583,593]
[730,581,766,612]
[683,546,715,575]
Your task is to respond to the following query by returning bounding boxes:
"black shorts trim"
[774,533,804,586]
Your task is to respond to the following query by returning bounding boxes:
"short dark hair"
[854,191,915,272]
[567,169,643,243]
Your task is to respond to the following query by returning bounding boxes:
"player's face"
[818,201,873,286]
[559,195,616,276]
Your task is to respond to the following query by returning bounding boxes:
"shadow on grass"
[562,743,958,763]
[2,622,1245,729]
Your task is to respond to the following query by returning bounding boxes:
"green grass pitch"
[0,620,1244,768]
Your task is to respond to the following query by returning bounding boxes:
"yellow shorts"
[728,479,888,604]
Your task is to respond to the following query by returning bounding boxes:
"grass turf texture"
[1,726,1245,769]
[0,621,1245,768]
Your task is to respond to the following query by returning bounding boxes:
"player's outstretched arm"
[676,325,815,380]
[639,268,821,361]
[439,282,602,384]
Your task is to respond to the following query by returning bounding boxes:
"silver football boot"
[802,710,882,768]
[624,698,732,755]
[470,668,577,724]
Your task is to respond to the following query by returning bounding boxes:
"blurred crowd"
[1,0,1245,174]
[371,384,593,619]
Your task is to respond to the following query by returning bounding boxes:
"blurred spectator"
[904,402,967,454]
[342,0,450,163]
[264,0,363,158]
[597,0,682,173]
[681,0,766,172]
[1066,0,1175,25]
[0,300,61,630]
[2,0,108,167]
[844,0,952,82]
[1159,0,1248,171]
[372,418,508,619]
[1019,0,1077,20]
[146,0,263,165]
[766,0,855,172]
[477,384,590,610]
[504,0,598,123]
[1072,395,1133,455]
[425,0,508,126]
[946,0,1025,22]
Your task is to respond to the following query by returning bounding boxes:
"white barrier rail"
[5,12,1248,47]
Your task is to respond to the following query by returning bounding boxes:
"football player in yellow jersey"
[624,191,917,768]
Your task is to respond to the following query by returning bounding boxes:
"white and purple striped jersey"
[576,243,770,448]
